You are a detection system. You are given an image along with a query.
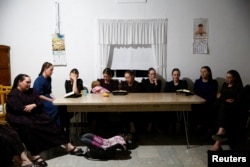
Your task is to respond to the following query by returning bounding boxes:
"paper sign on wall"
[193,18,208,54]
[52,33,66,66]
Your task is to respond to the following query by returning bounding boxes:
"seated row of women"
[35,62,247,141]
[3,61,248,167]
[89,66,249,152]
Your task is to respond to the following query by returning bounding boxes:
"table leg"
[182,111,190,149]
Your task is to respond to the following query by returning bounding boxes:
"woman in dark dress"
[97,67,119,92]
[165,68,188,92]
[65,68,84,94]
[6,74,83,167]
[192,66,218,134]
[165,68,188,135]
[89,67,119,131]
[120,70,141,93]
[120,70,141,135]
[0,124,33,167]
[141,67,162,93]
[33,62,60,125]
[209,70,243,151]
[140,68,162,132]
[63,68,84,136]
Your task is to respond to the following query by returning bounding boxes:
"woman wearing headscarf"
[6,74,83,167]
[192,66,218,134]
[209,70,243,151]
[33,62,60,125]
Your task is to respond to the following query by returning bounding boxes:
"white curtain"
[98,19,167,78]
[152,44,167,80]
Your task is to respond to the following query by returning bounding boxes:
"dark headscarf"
[12,74,29,89]
[227,70,243,88]
[200,66,213,81]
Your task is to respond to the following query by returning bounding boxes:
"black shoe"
[32,157,48,167]
[69,147,84,156]
[212,134,228,141]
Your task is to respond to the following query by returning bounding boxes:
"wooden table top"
[53,93,205,106]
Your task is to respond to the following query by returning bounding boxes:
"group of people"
[87,66,247,152]
[0,61,248,166]
[1,63,84,167]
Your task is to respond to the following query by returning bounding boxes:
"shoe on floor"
[212,134,228,141]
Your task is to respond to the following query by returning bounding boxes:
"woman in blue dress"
[192,66,218,134]
[33,62,60,125]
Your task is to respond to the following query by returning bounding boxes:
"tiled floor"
[46,145,221,167]
[41,127,232,167]
[17,119,249,167]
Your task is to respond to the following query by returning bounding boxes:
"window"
[98,19,167,78]
[110,44,154,77]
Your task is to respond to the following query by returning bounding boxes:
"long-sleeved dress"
[140,78,162,129]
[217,82,244,148]
[65,78,84,93]
[165,80,188,92]
[164,80,188,129]
[6,88,69,155]
[97,79,119,92]
[33,75,60,125]
[63,78,84,136]
[140,78,162,93]
[192,78,218,129]
[120,80,141,93]
[120,80,141,127]
[217,82,243,129]
[194,78,218,103]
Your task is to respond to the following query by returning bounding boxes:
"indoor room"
[0,0,250,167]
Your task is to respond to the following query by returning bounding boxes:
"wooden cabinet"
[0,45,11,85]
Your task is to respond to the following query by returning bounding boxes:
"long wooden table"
[54,93,205,148]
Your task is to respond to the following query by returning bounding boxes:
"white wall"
[0,0,249,95]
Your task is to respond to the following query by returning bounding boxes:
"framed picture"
[193,18,208,38]
[116,0,147,3]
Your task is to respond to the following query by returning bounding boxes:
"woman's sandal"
[21,163,34,167]
[69,147,83,156]
[32,157,48,167]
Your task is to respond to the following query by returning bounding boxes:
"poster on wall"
[193,18,208,54]
[52,33,67,66]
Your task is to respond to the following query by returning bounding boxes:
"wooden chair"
[0,85,11,124]
[0,85,12,91]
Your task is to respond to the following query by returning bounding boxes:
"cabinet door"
[0,69,10,85]
[0,45,10,85]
